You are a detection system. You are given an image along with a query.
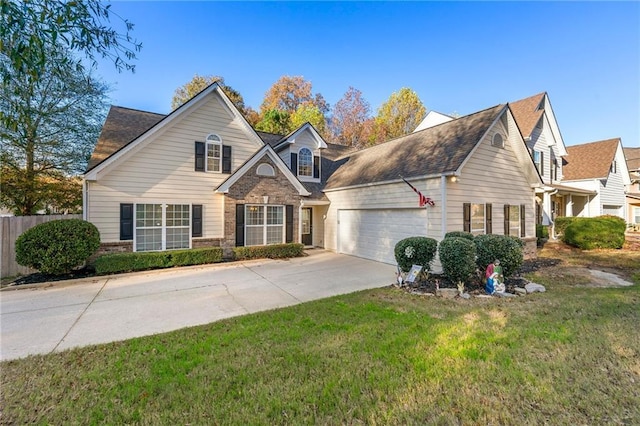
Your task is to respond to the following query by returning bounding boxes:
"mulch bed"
[7,266,96,287]
[396,257,561,295]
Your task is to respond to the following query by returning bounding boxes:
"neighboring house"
[623,147,640,226]
[560,138,630,220]
[507,92,599,228]
[84,82,542,269]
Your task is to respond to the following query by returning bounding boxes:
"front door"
[301,208,313,246]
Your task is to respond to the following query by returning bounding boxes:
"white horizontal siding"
[448,126,536,237]
[87,92,262,242]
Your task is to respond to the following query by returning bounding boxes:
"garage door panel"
[338,209,427,264]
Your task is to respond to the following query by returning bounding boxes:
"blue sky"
[96,1,640,148]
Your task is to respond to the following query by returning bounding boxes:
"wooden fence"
[1,214,82,279]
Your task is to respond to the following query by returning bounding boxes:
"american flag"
[401,177,435,207]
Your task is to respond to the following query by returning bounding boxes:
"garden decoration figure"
[485,259,505,295]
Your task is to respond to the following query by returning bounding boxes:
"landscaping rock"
[495,291,516,298]
[436,288,458,299]
[514,287,527,296]
[525,283,546,293]
[461,292,471,300]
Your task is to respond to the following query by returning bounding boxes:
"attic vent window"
[492,133,504,148]
[256,163,275,177]
[537,99,545,111]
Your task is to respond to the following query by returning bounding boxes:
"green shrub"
[554,216,577,236]
[394,237,438,273]
[94,251,173,275]
[438,237,477,285]
[598,215,626,233]
[233,243,304,260]
[536,224,549,239]
[171,247,223,266]
[474,234,523,278]
[15,219,100,275]
[443,231,475,241]
[562,217,625,250]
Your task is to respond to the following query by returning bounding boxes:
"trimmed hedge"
[563,216,625,250]
[554,216,577,236]
[15,219,100,275]
[438,237,477,285]
[443,231,475,241]
[474,234,523,278]
[94,247,223,275]
[233,243,304,260]
[394,237,438,273]
[171,247,224,266]
[94,251,173,275]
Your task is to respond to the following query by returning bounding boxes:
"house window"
[610,161,617,174]
[634,207,640,224]
[492,133,504,148]
[471,203,486,235]
[533,150,544,176]
[551,158,559,181]
[508,205,520,236]
[135,203,190,252]
[245,205,284,246]
[256,163,275,176]
[298,148,313,177]
[206,134,222,172]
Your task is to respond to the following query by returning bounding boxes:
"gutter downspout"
[82,180,88,221]
[440,175,447,241]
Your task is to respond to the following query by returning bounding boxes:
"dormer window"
[206,134,222,172]
[298,148,313,177]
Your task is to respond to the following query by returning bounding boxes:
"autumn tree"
[171,74,246,113]
[291,103,326,135]
[375,87,426,140]
[260,76,328,115]
[255,110,291,135]
[330,87,372,147]
[0,45,109,215]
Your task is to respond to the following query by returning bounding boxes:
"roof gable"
[84,82,264,179]
[325,104,506,190]
[563,138,620,180]
[216,144,310,196]
[510,92,568,157]
[414,110,454,132]
[273,122,328,151]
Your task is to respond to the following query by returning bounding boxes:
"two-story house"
[84,82,543,267]
[624,147,640,227]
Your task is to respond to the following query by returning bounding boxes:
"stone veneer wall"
[522,237,537,260]
[223,156,303,257]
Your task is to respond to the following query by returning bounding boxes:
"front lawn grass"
[2,247,639,425]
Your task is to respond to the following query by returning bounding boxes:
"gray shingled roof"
[86,106,165,172]
[255,131,285,147]
[324,104,505,190]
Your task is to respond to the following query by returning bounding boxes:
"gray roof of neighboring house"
[86,106,165,171]
[324,104,505,190]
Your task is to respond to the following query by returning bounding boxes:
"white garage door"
[338,208,428,264]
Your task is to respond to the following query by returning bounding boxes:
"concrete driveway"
[0,250,395,361]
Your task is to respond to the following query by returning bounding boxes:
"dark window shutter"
[235,204,245,247]
[290,153,298,175]
[486,203,492,234]
[540,151,544,176]
[520,204,526,237]
[463,203,471,232]
[313,155,320,179]
[504,204,510,235]
[195,141,205,171]
[222,145,232,173]
[286,205,294,243]
[120,203,134,240]
[192,205,203,237]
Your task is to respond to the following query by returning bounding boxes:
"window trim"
[244,204,285,246]
[133,203,192,252]
[298,147,313,178]
[533,150,544,176]
[492,133,504,148]
[206,133,222,173]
